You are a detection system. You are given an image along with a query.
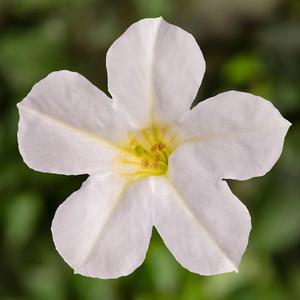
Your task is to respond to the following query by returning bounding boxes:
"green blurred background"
[0,0,300,299]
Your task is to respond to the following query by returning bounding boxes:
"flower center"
[118,127,176,180]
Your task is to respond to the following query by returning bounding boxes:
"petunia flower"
[17,17,291,279]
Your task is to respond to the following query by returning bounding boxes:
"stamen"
[151,145,157,153]
[141,159,149,168]
[150,162,158,169]
[118,127,176,179]
[158,143,165,151]
[154,154,161,162]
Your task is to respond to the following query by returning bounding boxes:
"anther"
[158,143,165,151]
[154,154,161,162]
[150,162,158,169]
[151,145,157,152]
[141,159,149,168]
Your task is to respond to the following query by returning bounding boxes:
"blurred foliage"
[0,0,299,299]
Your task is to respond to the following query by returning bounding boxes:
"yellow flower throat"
[118,127,176,179]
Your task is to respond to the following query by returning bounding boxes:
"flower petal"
[107,17,205,128]
[51,174,154,279]
[152,149,251,275]
[180,91,291,180]
[17,70,131,175]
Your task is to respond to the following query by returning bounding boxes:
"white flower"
[17,17,290,279]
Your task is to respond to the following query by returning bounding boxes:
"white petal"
[180,91,291,180]
[17,70,131,175]
[152,149,251,275]
[51,174,154,279]
[107,17,205,128]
